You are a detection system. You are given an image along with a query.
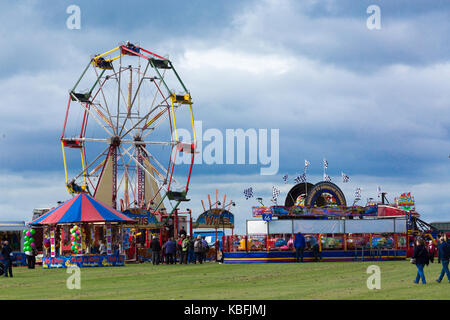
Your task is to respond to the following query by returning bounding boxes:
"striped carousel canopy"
[29,193,136,225]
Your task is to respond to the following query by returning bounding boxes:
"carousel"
[29,193,136,268]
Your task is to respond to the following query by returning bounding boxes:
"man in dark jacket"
[413,238,429,284]
[436,235,450,283]
[164,238,176,264]
[150,236,161,265]
[294,232,306,262]
[1,240,13,278]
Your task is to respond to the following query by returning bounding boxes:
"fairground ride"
[61,42,196,216]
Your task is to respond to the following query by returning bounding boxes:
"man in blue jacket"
[436,235,450,283]
[1,240,13,278]
[294,232,306,263]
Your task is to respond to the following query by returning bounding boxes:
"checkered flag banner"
[355,187,361,199]
[341,172,349,183]
[272,186,281,202]
[244,187,254,200]
[323,173,331,182]
[294,173,307,184]
[323,158,328,170]
[282,174,288,184]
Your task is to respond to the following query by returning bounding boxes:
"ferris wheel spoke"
[118,59,151,137]
[119,145,168,193]
[119,103,166,140]
[93,66,116,135]
[71,93,114,137]
[140,69,168,133]
[72,145,110,181]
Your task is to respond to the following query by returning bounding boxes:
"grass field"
[1,260,449,300]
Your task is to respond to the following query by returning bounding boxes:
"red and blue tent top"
[29,193,136,225]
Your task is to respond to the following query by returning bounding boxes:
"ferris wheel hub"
[108,136,121,147]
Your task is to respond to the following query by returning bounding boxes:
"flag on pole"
[244,187,254,200]
[272,186,281,202]
[341,172,349,183]
[304,160,310,170]
[323,173,331,182]
[377,186,382,196]
[355,187,361,199]
[323,158,328,169]
[282,174,288,184]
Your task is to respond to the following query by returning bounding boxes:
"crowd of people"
[411,233,450,284]
[148,230,215,266]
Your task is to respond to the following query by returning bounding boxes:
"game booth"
[222,182,432,264]
[193,207,234,261]
[29,193,136,268]
[121,208,193,262]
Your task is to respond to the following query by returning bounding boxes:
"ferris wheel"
[61,42,196,213]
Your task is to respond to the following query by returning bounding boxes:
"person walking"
[150,235,161,265]
[1,240,13,278]
[294,232,306,263]
[181,234,190,264]
[194,236,203,264]
[164,237,176,264]
[412,238,429,284]
[436,235,450,283]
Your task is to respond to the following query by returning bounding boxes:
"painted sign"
[122,208,162,228]
[193,208,234,229]
[42,254,125,268]
[397,192,415,211]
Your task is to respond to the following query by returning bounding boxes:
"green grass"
[1,261,449,300]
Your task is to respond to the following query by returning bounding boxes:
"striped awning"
[29,193,136,225]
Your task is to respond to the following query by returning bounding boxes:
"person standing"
[165,238,176,264]
[150,235,161,265]
[194,236,203,264]
[202,237,209,263]
[412,238,429,284]
[1,240,13,278]
[294,232,306,263]
[181,235,190,264]
[436,235,450,283]
[188,236,195,264]
[307,235,321,262]
[179,226,187,239]
[25,246,37,269]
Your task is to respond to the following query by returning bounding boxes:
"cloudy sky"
[0,0,449,234]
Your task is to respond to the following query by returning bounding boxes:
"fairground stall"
[29,193,135,268]
[120,207,192,262]
[0,221,28,266]
[222,181,437,264]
